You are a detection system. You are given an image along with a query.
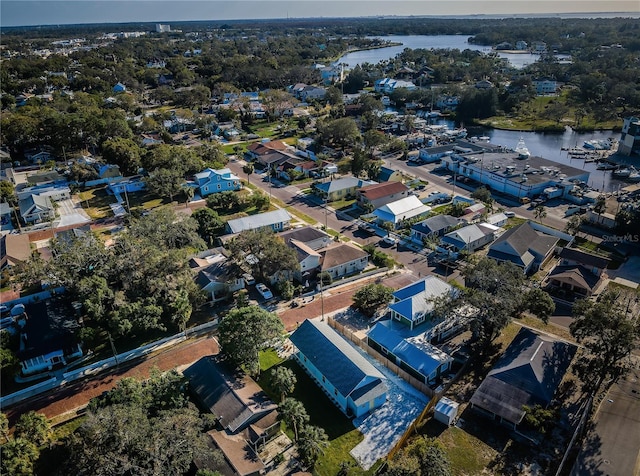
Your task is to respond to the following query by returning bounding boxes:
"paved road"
[571,369,640,476]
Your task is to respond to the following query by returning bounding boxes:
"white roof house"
[226,209,292,234]
[373,195,431,227]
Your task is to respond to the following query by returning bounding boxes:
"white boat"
[628,170,640,182]
[596,162,616,170]
[515,137,530,159]
[583,139,612,150]
[613,167,632,177]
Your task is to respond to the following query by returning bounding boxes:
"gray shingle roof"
[558,247,610,270]
[184,356,277,433]
[289,320,386,398]
[470,328,576,424]
[412,214,461,235]
[278,226,328,246]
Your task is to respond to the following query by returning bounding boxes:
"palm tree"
[270,366,296,403]
[297,424,329,468]
[534,205,547,223]
[280,398,309,441]
[242,163,254,184]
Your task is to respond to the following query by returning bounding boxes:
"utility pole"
[107,332,119,365]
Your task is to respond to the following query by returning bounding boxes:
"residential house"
[24,148,54,164]
[140,133,164,146]
[374,78,417,94]
[25,170,63,186]
[463,202,486,218]
[193,252,245,303]
[108,177,146,194]
[411,215,462,243]
[0,202,13,226]
[19,194,54,223]
[358,181,410,210]
[226,209,292,235]
[278,226,332,251]
[319,243,369,280]
[470,328,576,428]
[377,166,403,183]
[184,356,280,476]
[288,83,326,101]
[313,177,377,202]
[287,239,322,283]
[487,221,559,273]
[485,212,508,227]
[373,196,432,229]
[435,95,460,111]
[532,78,558,95]
[245,140,289,161]
[547,248,610,297]
[367,321,453,386]
[475,80,494,90]
[389,276,458,331]
[0,233,32,269]
[515,40,528,50]
[97,164,122,179]
[290,319,388,418]
[194,168,242,197]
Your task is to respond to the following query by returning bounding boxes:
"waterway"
[336,35,569,69]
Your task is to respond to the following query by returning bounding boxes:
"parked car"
[256,283,274,300]
[358,223,376,235]
[242,273,256,286]
[381,235,398,246]
[504,211,516,218]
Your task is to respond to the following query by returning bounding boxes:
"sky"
[1,0,639,28]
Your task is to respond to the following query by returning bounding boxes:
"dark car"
[358,223,376,235]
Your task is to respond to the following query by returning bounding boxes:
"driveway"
[53,198,91,227]
[348,339,430,470]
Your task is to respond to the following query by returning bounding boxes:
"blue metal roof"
[290,320,385,397]
[367,323,451,379]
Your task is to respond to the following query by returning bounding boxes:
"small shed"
[434,397,459,426]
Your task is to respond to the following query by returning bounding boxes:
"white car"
[381,235,398,246]
[256,283,274,300]
[504,211,516,218]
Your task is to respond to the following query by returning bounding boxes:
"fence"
[0,320,219,409]
[327,317,433,398]
[1,287,66,308]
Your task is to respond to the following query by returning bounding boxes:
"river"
[337,35,621,192]
[336,35,569,69]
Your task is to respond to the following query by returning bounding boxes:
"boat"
[596,162,617,170]
[583,139,612,150]
[628,169,640,182]
[568,147,588,157]
[515,137,530,159]
[613,167,632,178]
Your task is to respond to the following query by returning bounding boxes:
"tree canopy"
[352,283,394,317]
[217,305,284,377]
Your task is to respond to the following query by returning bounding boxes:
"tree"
[242,163,254,184]
[593,194,607,217]
[534,205,547,223]
[471,186,492,204]
[0,437,39,476]
[297,425,329,468]
[0,330,20,382]
[565,214,583,237]
[275,278,295,300]
[206,190,241,213]
[569,290,640,393]
[463,257,526,348]
[228,229,299,283]
[217,306,284,377]
[519,287,555,323]
[270,366,296,403]
[0,413,8,444]
[145,168,184,202]
[383,436,451,476]
[101,137,142,176]
[192,207,225,246]
[352,283,393,317]
[0,180,17,206]
[280,398,309,441]
[14,411,52,447]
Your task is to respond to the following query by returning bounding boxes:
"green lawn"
[258,352,376,475]
[77,187,117,219]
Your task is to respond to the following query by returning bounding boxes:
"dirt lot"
[5,336,219,425]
